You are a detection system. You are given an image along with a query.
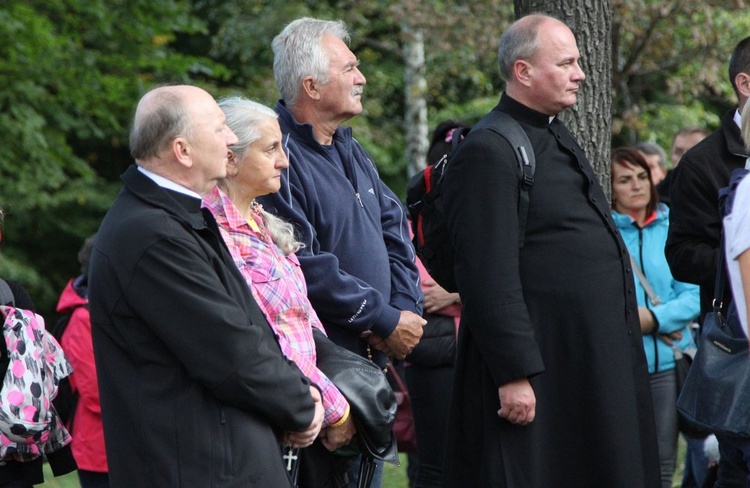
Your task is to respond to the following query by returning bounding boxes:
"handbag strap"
[713,233,726,313]
[629,254,662,306]
[387,362,409,398]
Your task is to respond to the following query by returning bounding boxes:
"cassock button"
[626,267,631,273]
[592,197,597,203]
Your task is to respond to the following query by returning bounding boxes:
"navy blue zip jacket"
[258,101,422,366]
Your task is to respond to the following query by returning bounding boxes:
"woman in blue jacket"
[611,147,700,488]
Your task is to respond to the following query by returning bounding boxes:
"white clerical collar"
[734,108,742,130]
[137,165,202,200]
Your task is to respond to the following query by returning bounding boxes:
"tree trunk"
[514,0,613,199]
[403,21,428,177]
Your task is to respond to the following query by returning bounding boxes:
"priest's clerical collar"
[137,165,203,200]
[499,93,556,128]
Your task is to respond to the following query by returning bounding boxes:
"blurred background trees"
[1,0,748,316]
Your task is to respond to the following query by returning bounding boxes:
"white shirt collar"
[734,108,742,129]
[137,165,202,200]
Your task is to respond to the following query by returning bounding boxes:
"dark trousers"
[681,436,713,488]
[715,435,750,487]
[405,363,454,488]
[78,470,110,488]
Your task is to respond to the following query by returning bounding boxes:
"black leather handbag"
[291,329,398,488]
[676,235,750,437]
[312,329,398,462]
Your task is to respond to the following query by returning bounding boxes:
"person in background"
[55,234,109,488]
[403,120,465,488]
[260,18,425,487]
[634,141,668,185]
[88,85,321,488]
[669,127,710,169]
[656,127,708,206]
[0,209,76,487]
[666,36,750,488]
[202,96,356,486]
[610,147,699,488]
[440,14,659,487]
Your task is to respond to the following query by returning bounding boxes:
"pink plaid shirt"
[203,187,348,426]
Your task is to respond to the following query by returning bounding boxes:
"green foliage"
[0,0,229,315]
[612,1,750,146]
[3,0,750,315]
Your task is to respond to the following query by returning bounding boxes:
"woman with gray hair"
[202,96,356,485]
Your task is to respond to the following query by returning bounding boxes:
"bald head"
[128,85,238,195]
[498,14,551,82]
[500,14,585,115]
[130,85,210,164]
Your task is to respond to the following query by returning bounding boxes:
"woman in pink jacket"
[56,235,109,488]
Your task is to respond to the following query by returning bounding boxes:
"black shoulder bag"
[676,233,750,437]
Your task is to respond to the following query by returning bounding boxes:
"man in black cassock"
[441,14,660,488]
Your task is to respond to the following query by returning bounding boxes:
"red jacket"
[56,278,108,473]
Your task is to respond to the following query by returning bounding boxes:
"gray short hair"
[129,90,190,160]
[272,17,350,107]
[217,96,303,255]
[633,142,668,169]
[498,14,559,82]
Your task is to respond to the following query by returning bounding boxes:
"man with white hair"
[258,18,425,487]
[261,18,423,368]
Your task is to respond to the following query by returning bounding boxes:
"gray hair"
[272,17,350,107]
[129,90,190,160]
[218,96,278,162]
[217,96,303,255]
[498,14,552,82]
[633,142,668,169]
[262,210,304,256]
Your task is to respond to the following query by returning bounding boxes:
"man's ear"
[172,137,192,169]
[736,72,750,100]
[515,60,533,87]
[301,76,321,101]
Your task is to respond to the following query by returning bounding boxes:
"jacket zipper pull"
[356,192,364,208]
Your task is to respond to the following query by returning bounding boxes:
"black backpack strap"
[0,280,14,307]
[471,110,535,247]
